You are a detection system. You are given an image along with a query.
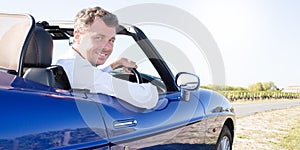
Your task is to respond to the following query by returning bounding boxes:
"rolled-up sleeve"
[100,65,113,73]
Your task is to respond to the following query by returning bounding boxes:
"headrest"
[23,27,53,68]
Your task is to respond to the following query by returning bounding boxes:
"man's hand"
[110,58,137,73]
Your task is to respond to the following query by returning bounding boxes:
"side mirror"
[175,72,200,101]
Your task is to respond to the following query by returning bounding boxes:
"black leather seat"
[23,26,71,90]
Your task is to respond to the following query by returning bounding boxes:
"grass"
[233,106,300,150]
[278,120,300,150]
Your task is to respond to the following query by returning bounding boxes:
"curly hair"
[74,6,119,32]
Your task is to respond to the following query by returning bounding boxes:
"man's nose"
[103,41,113,50]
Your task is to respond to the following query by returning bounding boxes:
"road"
[232,99,300,118]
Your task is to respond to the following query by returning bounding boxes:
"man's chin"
[96,60,106,66]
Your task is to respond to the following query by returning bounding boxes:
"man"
[56,6,158,109]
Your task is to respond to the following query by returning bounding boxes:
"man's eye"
[109,39,115,43]
[94,36,104,40]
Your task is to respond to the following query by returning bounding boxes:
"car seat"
[22,26,71,90]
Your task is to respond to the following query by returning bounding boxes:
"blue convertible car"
[0,13,235,150]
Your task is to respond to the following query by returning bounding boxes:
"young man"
[56,6,158,109]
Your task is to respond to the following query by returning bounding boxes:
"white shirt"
[55,49,158,109]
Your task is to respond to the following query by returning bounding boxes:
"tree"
[263,81,278,91]
[248,82,264,91]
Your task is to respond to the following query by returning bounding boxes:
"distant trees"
[201,81,280,92]
[248,81,279,91]
[200,84,247,91]
[248,82,264,91]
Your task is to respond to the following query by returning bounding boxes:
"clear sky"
[1,0,299,88]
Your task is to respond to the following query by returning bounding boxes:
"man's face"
[75,17,116,66]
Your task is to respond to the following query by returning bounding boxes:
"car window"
[102,35,155,76]
[102,34,167,93]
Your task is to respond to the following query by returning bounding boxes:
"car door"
[96,91,206,150]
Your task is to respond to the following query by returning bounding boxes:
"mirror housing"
[175,72,200,101]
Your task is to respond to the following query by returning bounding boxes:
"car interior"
[0,20,169,93]
[19,24,158,92]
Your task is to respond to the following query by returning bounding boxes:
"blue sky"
[1,0,299,88]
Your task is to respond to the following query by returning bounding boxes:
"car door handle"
[113,119,137,128]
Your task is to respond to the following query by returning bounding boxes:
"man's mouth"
[96,51,109,59]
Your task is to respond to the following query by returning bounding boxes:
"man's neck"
[72,47,85,59]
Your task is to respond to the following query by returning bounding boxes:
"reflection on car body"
[0,13,235,150]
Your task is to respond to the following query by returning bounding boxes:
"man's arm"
[110,58,137,73]
[91,69,159,109]
[101,65,113,72]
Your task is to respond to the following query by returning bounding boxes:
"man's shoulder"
[55,58,75,69]
[53,48,76,64]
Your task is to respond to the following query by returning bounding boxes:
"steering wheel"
[130,68,143,84]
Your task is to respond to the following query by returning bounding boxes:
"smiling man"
[56,6,158,109]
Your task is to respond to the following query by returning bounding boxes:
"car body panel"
[0,72,109,149]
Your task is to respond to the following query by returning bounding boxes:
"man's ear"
[73,30,80,44]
